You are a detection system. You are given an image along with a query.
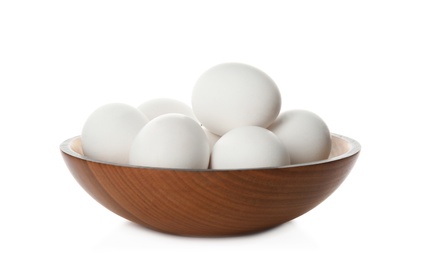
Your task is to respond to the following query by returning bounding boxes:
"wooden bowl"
[60,133,360,237]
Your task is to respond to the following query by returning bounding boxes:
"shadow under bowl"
[60,133,360,237]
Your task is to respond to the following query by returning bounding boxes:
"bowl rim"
[60,133,360,172]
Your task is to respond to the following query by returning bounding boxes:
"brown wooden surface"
[61,134,360,236]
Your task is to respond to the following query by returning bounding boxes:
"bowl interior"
[64,133,359,170]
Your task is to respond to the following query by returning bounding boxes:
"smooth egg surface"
[81,103,149,164]
[202,126,220,153]
[211,126,290,169]
[268,109,331,164]
[129,114,210,169]
[192,63,281,136]
[138,98,197,121]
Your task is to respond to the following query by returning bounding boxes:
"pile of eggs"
[81,63,331,170]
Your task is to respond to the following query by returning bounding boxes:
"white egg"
[268,109,331,164]
[202,126,220,153]
[191,63,281,136]
[129,114,210,169]
[81,103,149,164]
[138,98,197,121]
[211,126,290,169]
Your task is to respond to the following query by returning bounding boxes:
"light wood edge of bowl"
[60,133,360,171]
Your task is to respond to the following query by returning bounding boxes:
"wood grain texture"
[61,134,360,237]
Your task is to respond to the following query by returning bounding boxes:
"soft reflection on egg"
[129,114,210,169]
[268,109,331,164]
[202,126,220,153]
[192,63,281,136]
[81,103,148,164]
[211,126,290,169]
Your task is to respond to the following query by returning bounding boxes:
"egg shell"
[129,113,210,169]
[202,126,220,153]
[138,98,197,121]
[268,109,331,164]
[211,126,290,169]
[191,63,281,136]
[81,103,149,164]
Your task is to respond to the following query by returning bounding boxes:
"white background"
[1,0,422,259]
